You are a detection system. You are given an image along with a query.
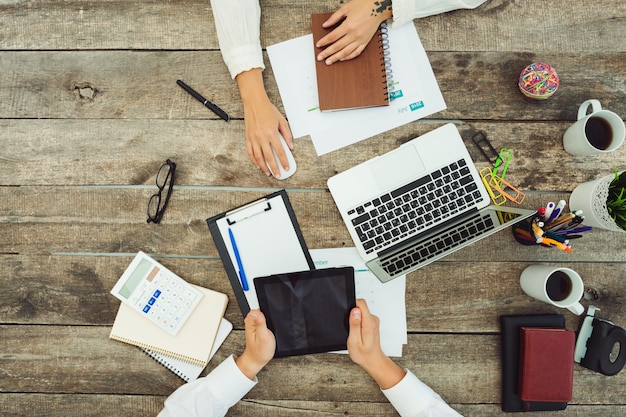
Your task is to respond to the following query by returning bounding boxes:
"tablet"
[255,267,356,357]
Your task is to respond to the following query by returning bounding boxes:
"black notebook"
[500,314,568,412]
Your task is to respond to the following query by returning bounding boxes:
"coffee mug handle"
[567,302,585,315]
[578,99,602,120]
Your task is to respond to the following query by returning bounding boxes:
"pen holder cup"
[512,217,543,246]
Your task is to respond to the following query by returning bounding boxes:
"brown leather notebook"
[311,12,389,111]
[518,327,575,403]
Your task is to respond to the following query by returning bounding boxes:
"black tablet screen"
[255,267,355,357]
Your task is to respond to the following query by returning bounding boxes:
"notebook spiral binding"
[379,22,394,99]
[143,348,191,382]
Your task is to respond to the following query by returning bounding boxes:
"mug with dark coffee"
[563,99,625,155]
[520,265,585,315]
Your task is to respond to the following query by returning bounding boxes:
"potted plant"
[607,170,626,230]
[569,169,626,232]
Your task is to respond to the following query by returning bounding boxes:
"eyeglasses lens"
[147,193,162,220]
[156,163,173,189]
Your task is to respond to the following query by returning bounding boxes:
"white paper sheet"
[267,22,446,155]
[310,247,407,357]
[216,194,312,310]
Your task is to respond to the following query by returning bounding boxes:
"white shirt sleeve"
[157,355,257,417]
[390,0,488,27]
[381,370,464,417]
[210,0,265,79]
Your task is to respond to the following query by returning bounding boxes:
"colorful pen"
[176,79,230,122]
[555,226,593,235]
[546,199,566,224]
[531,222,544,241]
[543,202,555,221]
[537,207,546,219]
[544,231,569,244]
[545,213,576,230]
[538,237,572,252]
[228,228,249,291]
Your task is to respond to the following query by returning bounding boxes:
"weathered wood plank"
[2,327,624,405]
[1,51,624,120]
[2,255,624,334]
[1,0,624,53]
[2,189,625,261]
[1,119,625,189]
[2,394,624,417]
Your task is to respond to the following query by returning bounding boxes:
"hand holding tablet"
[255,267,355,357]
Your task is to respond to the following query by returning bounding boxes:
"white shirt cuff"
[390,0,487,27]
[223,44,265,79]
[381,370,462,417]
[204,354,258,407]
[158,355,257,417]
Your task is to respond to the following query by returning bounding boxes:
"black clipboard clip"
[471,130,501,167]
[226,198,272,225]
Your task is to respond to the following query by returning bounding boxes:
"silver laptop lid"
[328,123,490,261]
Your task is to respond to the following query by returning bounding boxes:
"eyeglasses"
[147,159,176,224]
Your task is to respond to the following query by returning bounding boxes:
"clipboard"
[206,190,315,316]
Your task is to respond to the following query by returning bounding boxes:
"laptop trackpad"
[370,146,425,191]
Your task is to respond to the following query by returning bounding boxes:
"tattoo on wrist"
[371,0,392,17]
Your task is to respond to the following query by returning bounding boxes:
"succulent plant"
[607,169,626,230]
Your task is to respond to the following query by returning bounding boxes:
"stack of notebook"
[500,314,575,412]
[110,284,230,382]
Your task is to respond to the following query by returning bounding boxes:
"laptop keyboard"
[348,159,484,255]
[379,211,495,276]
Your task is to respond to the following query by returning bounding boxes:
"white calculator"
[111,251,203,336]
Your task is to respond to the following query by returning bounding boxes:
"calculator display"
[118,258,153,299]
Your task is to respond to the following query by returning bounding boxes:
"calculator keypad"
[129,267,201,335]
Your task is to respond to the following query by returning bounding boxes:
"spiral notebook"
[110,284,228,367]
[143,318,233,382]
[312,12,390,111]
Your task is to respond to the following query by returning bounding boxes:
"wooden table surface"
[1,1,625,416]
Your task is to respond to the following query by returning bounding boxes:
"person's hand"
[315,0,392,65]
[236,68,294,178]
[235,309,276,380]
[347,299,406,389]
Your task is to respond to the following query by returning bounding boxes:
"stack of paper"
[143,318,233,382]
[110,285,229,382]
[310,247,407,357]
[267,22,446,156]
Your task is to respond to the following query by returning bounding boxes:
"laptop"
[328,123,536,283]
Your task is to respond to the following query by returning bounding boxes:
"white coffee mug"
[519,265,585,315]
[563,99,625,155]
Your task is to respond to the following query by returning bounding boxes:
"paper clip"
[479,167,507,205]
[472,131,500,166]
[492,148,512,180]
[488,172,526,204]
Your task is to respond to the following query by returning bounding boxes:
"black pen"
[176,79,230,122]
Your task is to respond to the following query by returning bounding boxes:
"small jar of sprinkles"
[518,62,559,100]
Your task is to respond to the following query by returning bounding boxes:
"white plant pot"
[569,173,625,232]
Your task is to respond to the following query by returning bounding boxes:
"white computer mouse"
[266,134,297,180]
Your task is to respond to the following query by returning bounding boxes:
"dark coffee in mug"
[585,116,613,150]
[545,270,573,301]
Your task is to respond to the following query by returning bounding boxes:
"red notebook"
[518,327,575,403]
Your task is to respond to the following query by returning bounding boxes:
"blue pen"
[556,226,593,235]
[547,200,566,224]
[228,228,249,291]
